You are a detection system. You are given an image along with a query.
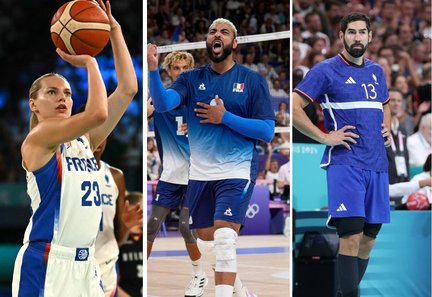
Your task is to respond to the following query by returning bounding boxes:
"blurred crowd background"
[0,0,143,192]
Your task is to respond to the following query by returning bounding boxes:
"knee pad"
[197,239,216,266]
[147,205,169,243]
[334,217,364,238]
[179,208,196,244]
[214,227,238,273]
[363,222,382,239]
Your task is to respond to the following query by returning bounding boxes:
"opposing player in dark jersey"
[292,12,391,297]
[148,18,275,297]
[118,192,143,297]
[147,51,208,297]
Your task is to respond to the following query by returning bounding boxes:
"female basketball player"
[11,1,137,296]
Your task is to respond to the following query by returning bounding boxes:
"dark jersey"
[118,232,143,297]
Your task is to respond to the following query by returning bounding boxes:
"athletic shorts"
[187,179,255,229]
[100,260,118,297]
[326,165,390,228]
[152,180,188,209]
[12,242,104,297]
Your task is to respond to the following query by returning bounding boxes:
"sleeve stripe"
[294,88,314,102]
[383,96,390,105]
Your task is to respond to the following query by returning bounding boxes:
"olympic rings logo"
[246,204,260,218]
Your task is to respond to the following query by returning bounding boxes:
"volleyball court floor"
[148,232,290,297]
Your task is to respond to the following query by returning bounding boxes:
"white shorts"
[99,259,118,297]
[12,242,104,297]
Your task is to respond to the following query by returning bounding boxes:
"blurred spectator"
[244,53,259,72]
[407,113,431,166]
[258,54,279,81]
[265,146,282,198]
[171,7,186,28]
[276,101,290,126]
[391,74,415,135]
[302,11,331,52]
[386,88,411,206]
[375,0,399,35]
[271,80,289,98]
[156,29,173,46]
[147,137,161,180]
[292,16,311,63]
[293,41,310,80]
[397,24,415,51]
[261,18,277,34]
[160,69,172,88]
[365,35,382,61]
[305,36,325,55]
[326,38,344,58]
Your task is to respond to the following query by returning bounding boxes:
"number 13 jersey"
[294,53,390,172]
[23,136,101,248]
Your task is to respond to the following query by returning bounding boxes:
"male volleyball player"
[147,51,208,297]
[148,18,275,297]
[292,12,391,297]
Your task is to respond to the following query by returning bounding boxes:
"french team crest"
[233,83,244,92]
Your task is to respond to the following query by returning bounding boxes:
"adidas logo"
[224,208,233,216]
[337,203,348,211]
[345,77,356,84]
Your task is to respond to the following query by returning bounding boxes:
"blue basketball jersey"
[171,62,276,181]
[294,53,389,172]
[153,106,190,185]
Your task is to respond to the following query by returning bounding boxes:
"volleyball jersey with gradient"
[153,106,190,185]
[95,160,119,270]
[171,62,276,181]
[23,136,101,248]
[294,54,389,172]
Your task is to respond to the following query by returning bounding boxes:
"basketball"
[406,192,430,210]
[50,0,110,56]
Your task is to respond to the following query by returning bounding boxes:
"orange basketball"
[50,0,110,56]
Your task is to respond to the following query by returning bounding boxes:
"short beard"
[343,38,369,58]
[206,39,234,63]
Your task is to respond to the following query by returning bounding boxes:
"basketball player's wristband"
[222,111,275,143]
[149,70,181,112]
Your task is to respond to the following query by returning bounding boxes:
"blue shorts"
[326,165,390,228]
[187,179,255,229]
[152,180,189,209]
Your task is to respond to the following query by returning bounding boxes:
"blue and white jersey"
[153,106,190,185]
[294,53,389,172]
[95,160,119,270]
[23,136,101,248]
[171,62,276,181]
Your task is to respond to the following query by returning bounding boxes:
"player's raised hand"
[97,0,119,31]
[56,48,95,68]
[195,95,226,124]
[323,125,359,150]
[381,123,391,147]
[147,43,159,71]
[122,200,143,229]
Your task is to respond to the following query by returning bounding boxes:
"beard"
[343,38,369,58]
[206,38,234,63]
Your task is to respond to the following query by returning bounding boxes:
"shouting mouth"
[213,40,222,54]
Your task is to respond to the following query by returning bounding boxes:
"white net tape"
[156,31,291,53]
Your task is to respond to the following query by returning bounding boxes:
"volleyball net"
[148,30,291,139]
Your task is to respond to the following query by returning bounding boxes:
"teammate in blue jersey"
[148,18,275,297]
[12,1,138,296]
[147,51,209,297]
[292,12,391,297]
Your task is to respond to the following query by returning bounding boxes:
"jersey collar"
[338,53,365,68]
